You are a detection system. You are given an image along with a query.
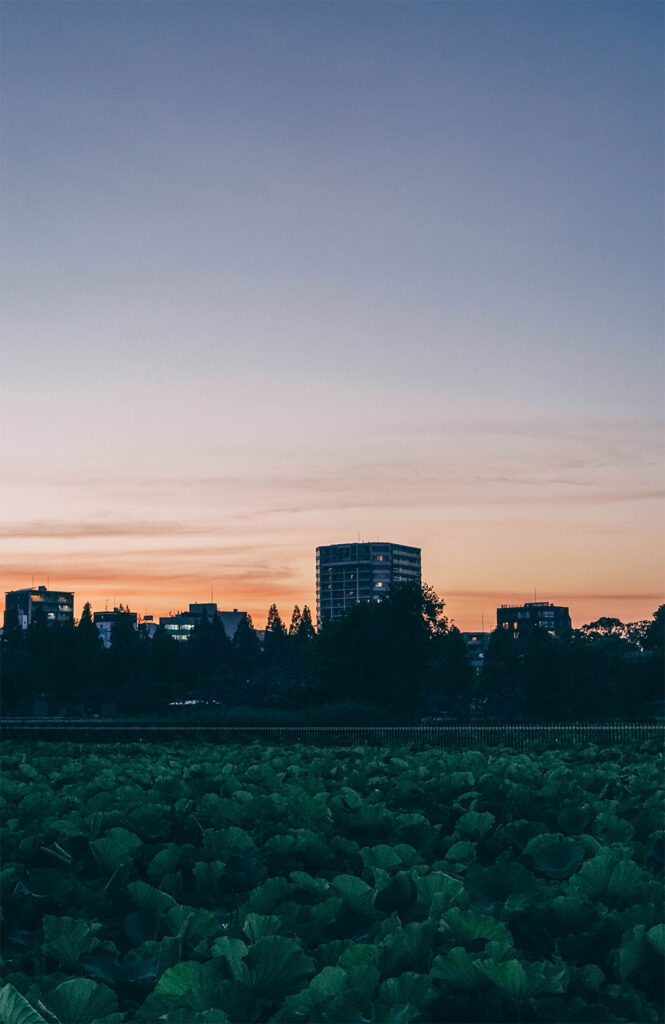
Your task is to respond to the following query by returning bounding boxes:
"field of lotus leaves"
[1,738,663,1023]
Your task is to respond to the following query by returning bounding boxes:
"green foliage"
[90,827,142,873]
[0,986,48,1024]
[41,978,119,1023]
[1,738,662,1023]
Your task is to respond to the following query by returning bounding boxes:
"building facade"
[496,601,571,640]
[159,603,246,642]
[93,608,138,649]
[4,586,74,630]
[461,632,492,673]
[316,541,422,626]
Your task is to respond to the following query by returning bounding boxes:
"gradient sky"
[1,1,663,631]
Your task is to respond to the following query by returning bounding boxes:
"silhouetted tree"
[232,614,262,699]
[643,604,664,652]
[0,608,29,714]
[288,606,302,637]
[74,602,103,695]
[264,605,287,656]
[296,605,316,643]
[107,607,142,691]
[25,606,52,698]
[187,612,234,700]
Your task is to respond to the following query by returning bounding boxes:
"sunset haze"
[2,2,663,631]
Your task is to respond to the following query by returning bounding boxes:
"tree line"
[1,585,662,722]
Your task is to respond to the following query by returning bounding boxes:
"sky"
[1,1,663,632]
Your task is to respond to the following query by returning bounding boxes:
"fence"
[1,719,662,749]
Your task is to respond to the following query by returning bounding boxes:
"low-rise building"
[497,601,571,640]
[461,631,491,672]
[4,586,74,630]
[93,607,138,648]
[159,603,246,642]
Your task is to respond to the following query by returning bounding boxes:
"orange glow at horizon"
[2,387,663,634]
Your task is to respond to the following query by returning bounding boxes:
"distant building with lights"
[461,632,491,673]
[4,586,74,630]
[496,601,571,640]
[93,607,138,648]
[316,541,422,626]
[159,603,247,642]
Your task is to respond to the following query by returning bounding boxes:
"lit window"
[375,582,383,588]
[502,622,509,629]
[513,622,518,629]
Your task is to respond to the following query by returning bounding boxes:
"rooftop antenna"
[481,610,484,632]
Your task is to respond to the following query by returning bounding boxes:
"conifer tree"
[288,605,302,637]
[296,605,316,642]
[263,604,287,658]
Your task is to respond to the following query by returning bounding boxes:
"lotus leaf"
[415,870,466,914]
[443,907,512,945]
[467,861,540,911]
[193,859,225,895]
[606,860,648,906]
[361,845,403,872]
[445,841,476,864]
[242,912,282,940]
[569,850,616,901]
[431,946,485,990]
[41,977,119,1023]
[127,880,178,915]
[204,826,257,860]
[332,874,376,916]
[646,923,665,956]
[148,844,180,883]
[524,833,585,878]
[211,936,249,978]
[42,914,103,967]
[558,804,593,835]
[456,810,496,838]
[245,876,291,913]
[373,871,418,920]
[243,935,315,997]
[152,960,219,1009]
[616,925,649,981]
[475,957,568,999]
[289,869,330,896]
[379,970,436,1010]
[0,985,48,1024]
[380,921,437,975]
[90,827,142,873]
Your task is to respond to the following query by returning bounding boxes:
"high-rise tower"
[316,541,421,626]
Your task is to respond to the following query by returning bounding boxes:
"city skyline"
[2,3,663,633]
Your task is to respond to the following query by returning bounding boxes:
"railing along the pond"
[1,719,662,749]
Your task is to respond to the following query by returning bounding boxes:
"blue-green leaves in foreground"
[0,985,48,1024]
[2,738,662,1023]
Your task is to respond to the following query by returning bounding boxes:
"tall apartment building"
[316,541,422,626]
[4,586,74,630]
[496,601,571,640]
